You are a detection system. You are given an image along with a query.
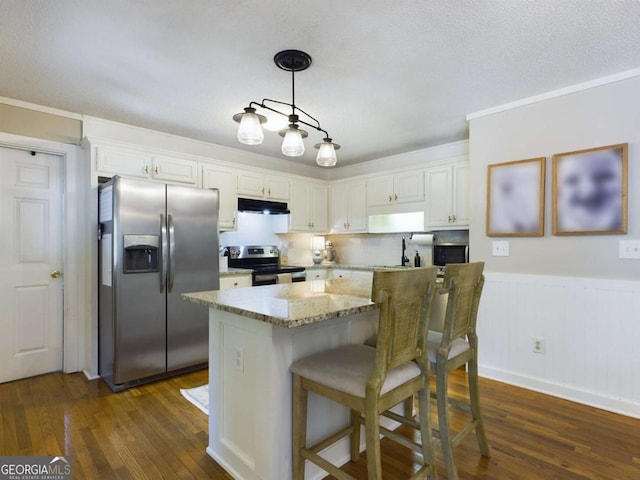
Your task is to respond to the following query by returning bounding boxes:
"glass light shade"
[281,125,305,156]
[237,111,264,145]
[316,140,337,167]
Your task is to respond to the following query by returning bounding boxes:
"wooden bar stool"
[291,267,439,480]
[428,262,490,480]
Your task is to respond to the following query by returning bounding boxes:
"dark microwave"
[433,243,469,270]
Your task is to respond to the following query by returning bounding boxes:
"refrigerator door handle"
[160,214,168,293]
[168,213,175,292]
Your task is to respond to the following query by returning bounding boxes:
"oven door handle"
[254,273,277,283]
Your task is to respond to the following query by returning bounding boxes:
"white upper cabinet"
[237,170,290,201]
[150,154,199,185]
[289,180,328,232]
[95,146,198,185]
[96,146,149,179]
[202,164,238,230]
[366,169,424,207]
[425,161,469,228]
[330,180,367,233]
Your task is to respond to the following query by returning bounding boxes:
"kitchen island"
[182,279,383,480]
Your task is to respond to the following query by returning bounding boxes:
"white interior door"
[0,146,64,383]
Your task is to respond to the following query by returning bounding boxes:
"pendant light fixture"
[232,50,340,167]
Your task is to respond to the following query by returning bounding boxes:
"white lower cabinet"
[328,269,373,282]
[219,275,252,290]
[306,268,328,281]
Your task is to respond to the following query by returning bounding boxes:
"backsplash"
[281,232,447,267]
[327,233,432,266]
[221,212,468,267]
[219,212,287,250]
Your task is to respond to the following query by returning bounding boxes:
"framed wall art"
[486,157,545,237]
[552,143,627,235]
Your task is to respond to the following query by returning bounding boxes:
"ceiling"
[2,1,640,168]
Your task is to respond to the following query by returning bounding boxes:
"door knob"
[51,270,62,278]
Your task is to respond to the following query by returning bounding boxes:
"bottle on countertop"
[414,250,421,267]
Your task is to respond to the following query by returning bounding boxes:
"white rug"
[180,384,209,415]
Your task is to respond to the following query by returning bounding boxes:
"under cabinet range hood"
[237,197,290,214]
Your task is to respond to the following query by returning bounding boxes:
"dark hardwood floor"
[1,368,639,479]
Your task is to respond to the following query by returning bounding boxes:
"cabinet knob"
[144,165,149,174]
[394,194,398,201]
[154,165,159,175]
[388,195,392,202]
[452,214,457,223]
[262,187,265,195]
[268,188,271,196]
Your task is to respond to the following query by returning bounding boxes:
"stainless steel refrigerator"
[98,176,219,391]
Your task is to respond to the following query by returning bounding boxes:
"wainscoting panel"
[478,272,640,418]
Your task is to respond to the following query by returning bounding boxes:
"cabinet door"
[425,166,453,228]
[306,269,328,280]
[330,269,352,279]
[202,165,237,230]
[366,176,394,207]
[237,171,265,198]
[309,184,328,232]
[289,182,311,231]
[265,175,290,201]
[394,170,424,204]
[219,275,252,289]
[151,155,198,185]
[330,183,350,232]
[347,180,368,232]
[453,163,470,226]
[96,146,150,179]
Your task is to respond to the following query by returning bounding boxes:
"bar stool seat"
[291,344,421,398]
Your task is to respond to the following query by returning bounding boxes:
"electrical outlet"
[234,347,244,372]
[619,240,640,259]
[492,240,510,257]
[532,338,545,354]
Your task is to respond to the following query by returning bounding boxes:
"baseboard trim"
[479,365,640,420]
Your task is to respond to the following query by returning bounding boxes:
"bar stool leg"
[468,354,490,457]
[365,397,383,479]
[437,369,458,480]
[350,409,361,461]
[292,374,308,480]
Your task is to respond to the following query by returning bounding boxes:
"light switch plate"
[492,240,510,257]
[619,240,640,259]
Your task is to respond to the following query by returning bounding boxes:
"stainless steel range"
[226,245,306,286]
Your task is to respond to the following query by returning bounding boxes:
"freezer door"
[166,185,219,371]
[112,177,167,384]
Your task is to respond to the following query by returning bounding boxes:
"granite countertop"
[182,278,377,328]
[304,264,417,271]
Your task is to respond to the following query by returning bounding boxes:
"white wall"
[468,74,640,417]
